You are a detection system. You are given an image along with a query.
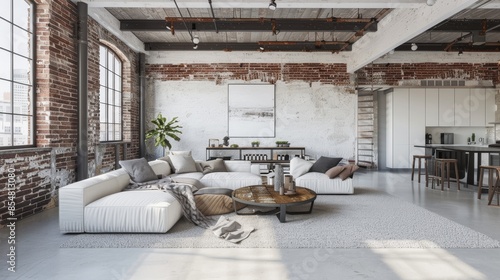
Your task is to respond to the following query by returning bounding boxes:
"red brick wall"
[356,63,500,86]
[0,0,141,227]
[146,63,351,85]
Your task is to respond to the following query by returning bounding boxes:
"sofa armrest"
[250,164,261,176]
[59,169,130,233]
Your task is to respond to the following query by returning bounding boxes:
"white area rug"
[60,188,500,249]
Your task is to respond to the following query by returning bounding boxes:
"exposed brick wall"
[356,63,500,86]
[146,63,351,85]
[0,0,141,227]
[0,150,53,223]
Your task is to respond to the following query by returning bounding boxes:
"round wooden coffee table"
[232,185,317,223]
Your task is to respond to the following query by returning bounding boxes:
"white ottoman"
[84,190,182,233]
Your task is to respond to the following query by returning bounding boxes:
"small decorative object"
[472,133,476,142]
[279,185,285,195]
[467,137,471,144]
[230,144,239,148]
[223,136,230,146]
[251,140,260,147]
[209,139,219,148]
[274,164,283,192]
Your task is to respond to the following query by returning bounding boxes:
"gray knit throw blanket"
[127,178,213,229]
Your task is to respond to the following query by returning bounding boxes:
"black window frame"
[0,0,36,150]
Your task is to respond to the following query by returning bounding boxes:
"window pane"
[13,55,31,85]
[99,86,106,103]
[107,87,114,106]
[99,45,106,66]
[108,123,114,140]
[13,83,30,114]
[13,0,29,30]
[0,80,12,113]
[0,19,12,51]
[114,57,121,74]
[100,122,107,141]
[99,102,106,122]
[0,49,11,80]
[0,0,11,21]
[13,26,30,58]
[108,72,115,92]
[114,90,121,106]
[114,74,121,91]
[13,114,31,145]
[108,105,114,124]
[0,113,12,145]
[114,124,121,140]
[107,50,114,72]
[99,66,106,86]
[114,105,120,123]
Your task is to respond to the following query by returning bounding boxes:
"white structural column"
[346,0,479,73]
[88,7,147,54]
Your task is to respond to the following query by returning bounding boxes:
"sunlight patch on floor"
[370,244,486,280]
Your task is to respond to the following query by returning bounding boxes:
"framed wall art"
[227,84,276,138]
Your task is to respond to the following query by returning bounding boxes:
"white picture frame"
[228,84,276,138]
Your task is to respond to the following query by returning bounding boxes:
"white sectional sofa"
[59,159,262,233]
[290,157,355,194]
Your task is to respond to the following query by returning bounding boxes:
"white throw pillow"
[169,154,198,174]
[169,150,192,156]
[290,157,314,179]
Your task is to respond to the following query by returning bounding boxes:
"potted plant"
[276,141,289,147]
[145,113,182,156]
[251,141,260,147]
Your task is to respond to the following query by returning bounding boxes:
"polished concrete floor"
[1,170,500,280]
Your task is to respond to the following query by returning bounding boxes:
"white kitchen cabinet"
[425,88,439,126]
[438,89,455,126]
[454,88,470,126]
[470,88,486,126]
[409,88,426,160]
[486,88,496,125]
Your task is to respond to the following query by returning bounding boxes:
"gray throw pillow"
[201,159,228,174]
[119,158,158,183]
[309,156,343,173]
[171,177,206,191]
[169,154,198,174]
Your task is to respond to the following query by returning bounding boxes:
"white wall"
[145,79,357,161]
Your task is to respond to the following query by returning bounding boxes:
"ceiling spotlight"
[259,46,265,51]
[269,0,277,10]
[458,50,463,56]
[193,44,198,50]
[426,0,437,6]
[411,43,418,51]
[192,36,200,44]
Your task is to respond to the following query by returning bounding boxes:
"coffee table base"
[234,200,315,223]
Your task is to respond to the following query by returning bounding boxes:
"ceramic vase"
[274,164,283,192]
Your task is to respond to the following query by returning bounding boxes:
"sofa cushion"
[119,158,158,183]
[171,177,206,191]
[84,190,182,233]
[201,159,228,174]
[325,165,346,179]
[290,157,314,179]
[295,172,354,194]
[169,154,198,174]
[169,172,204,181]
[309,156,343,173]
[201,172,262,190]
[338,164,360,180]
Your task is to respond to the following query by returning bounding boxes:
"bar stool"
[478,166,500,205]
[411,155,432,183]
[428,158,460,191]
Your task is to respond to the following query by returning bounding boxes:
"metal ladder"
[357,91,375,168]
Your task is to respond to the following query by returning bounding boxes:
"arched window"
[0,0,35,148]
[99,45,122,142]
